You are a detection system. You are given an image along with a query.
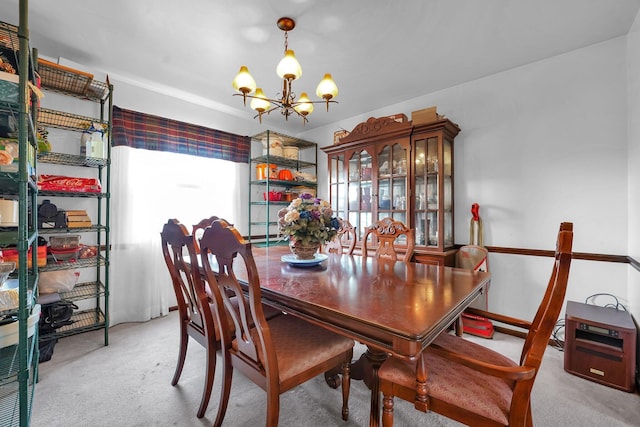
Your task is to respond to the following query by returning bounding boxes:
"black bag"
[38,300,77,363]
[39,338,58,363]
[40,300,77,334]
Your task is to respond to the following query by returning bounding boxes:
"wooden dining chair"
[378,222,574,427]
[198,219,355,427]
[324,218,357,255]
[162,218,282,420]
[160,218,221,418]
[192,215,221,254]
[362,217,415,262]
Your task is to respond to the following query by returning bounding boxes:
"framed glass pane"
[348,211,360,239]
[414,139,427,177]
[348,182,359,210]
[392,177,406,210]
[337,183,346,212]
[392,144,407,175]
[360,150,372,181]
[336,154,345,182]
[443,139,452,176]
[444,211,453,246]
[444,176,452,211]
[379,177,391,210]
[359,212,372,239]
[427,178,438,210]
[415,175,426,211]
[361,182,373,210]
[415,211,426,245]
[349,154,359,181]
[378,145,390,175]
[427,211,438,247]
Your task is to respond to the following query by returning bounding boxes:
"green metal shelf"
[250,155,315,170]
[250,179,317,188]
[40,307,105,340]
[39,254,106,272]
[38,225,106,235]
[37,60,109,102]
[0,14,39,427]
[57,281,105,302]
[37,152,108,168]
[38,108,107,133]
[37,190,107,198]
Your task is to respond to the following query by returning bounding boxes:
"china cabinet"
[322,114,460,265]
[247,130,317,246]
[0,13,39,427]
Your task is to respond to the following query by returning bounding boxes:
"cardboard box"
[411,106,439,125]
[66,209,92,228]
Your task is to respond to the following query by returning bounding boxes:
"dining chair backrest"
[362,217,415,262]
[199,220,270,381]
[192,216,221,254]
[519,221,573,366]
[324,218,357,255]
[160,218,219,418]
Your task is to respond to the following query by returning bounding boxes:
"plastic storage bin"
[1,245,47,267]
[49,235,80,249]
[0,304,40,349]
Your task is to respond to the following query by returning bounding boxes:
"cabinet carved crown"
[339,115,411,144]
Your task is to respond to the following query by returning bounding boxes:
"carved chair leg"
[171,323,188,386]
[341,357,351,421]
[382,393,394,427]
[213,358,233,427]
[265,387,280,427]
[196,346,216,418]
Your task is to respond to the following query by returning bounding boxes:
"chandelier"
[232,17,338,124]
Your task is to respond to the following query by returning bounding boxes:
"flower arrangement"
[278,193,340,246]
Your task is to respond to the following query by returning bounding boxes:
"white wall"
[63,30,638,322]
[302,37,632,320]
[627,9,640,320]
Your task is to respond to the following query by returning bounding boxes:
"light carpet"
[31,311,640,426]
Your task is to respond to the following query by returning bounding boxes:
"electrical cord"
[584,293,628,312]
[551,319,565,351]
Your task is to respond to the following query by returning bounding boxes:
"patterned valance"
[112,106,250,163]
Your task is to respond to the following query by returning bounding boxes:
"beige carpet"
[31,311,640,426]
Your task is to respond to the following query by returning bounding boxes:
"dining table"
[222,245,491,427]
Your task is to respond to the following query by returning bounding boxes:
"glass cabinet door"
[329,154,346,221]
[347,150,373,239]
[442,138,453,247]
[376,143,408,243]
[413,132,454,249]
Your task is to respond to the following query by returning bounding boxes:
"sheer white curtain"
[109,146,243,325]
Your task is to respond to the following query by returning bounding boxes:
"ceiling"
[2,0,639,133]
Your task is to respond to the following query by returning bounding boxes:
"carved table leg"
[349,346,387,427]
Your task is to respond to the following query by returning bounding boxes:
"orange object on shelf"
[1,245,47,267]
[278,169,293,180]
[256,163,277,180]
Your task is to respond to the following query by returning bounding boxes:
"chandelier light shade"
[232,17,338,124]
[232,66,257,105]
[276,50,302,80]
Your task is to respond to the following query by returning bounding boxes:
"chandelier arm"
[290,100,339,106]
